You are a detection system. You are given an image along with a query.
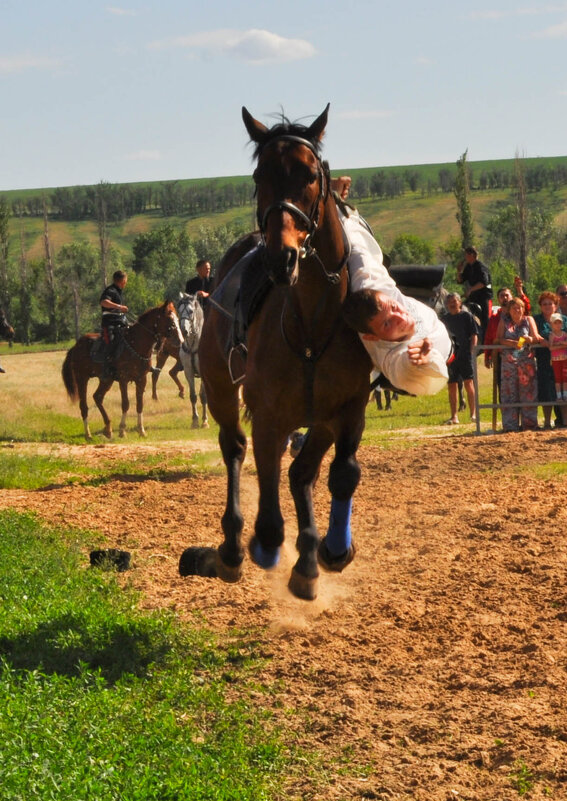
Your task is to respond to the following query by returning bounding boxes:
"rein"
[121,309,176,364]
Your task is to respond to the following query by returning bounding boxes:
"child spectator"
[442,293,479,424]
[548,312,567,400]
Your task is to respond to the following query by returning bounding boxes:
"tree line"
[6,161,567,222]
[1,154,567,346]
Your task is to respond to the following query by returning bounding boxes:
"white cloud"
[107,7,137,15]
[124,150,162,161]
[0,53,63,74]
[416,56,433,65]
[337,109,394,120]
[532,18,567,36]
[148,28,316,64]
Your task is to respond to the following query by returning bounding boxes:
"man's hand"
[407,338,432,365]
[331,176,351,200]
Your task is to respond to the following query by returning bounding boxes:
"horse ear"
[306,103,330,144]
[242,107,268,144]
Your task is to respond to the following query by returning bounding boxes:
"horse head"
[139,301,183,346]
[178,293,204,352]
[243,104,331,285]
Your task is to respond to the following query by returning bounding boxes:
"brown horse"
[195,105,371,600]
[62,301,182,440]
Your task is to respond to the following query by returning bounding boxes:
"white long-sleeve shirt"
[339,207,451,396]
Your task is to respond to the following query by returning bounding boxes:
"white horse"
[178,292,209,429]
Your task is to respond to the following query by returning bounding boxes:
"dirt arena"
[1,431,565,800]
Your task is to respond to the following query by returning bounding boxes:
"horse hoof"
[102,429,112,440]
[215,551,243,583]
[191,419,200,430]
[248,536,280,569]
[288,568,318,601]
[179,547,218,578]
[317,538,356,573]
[201,420,209,429]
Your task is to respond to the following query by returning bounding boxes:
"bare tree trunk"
[72,282,81,340]
[42,198,58,342]
[18,221,33,345]
[515,151,528,283]
[0,198,11,317]
[96,183,110,288]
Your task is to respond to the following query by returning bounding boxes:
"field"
[0,348,566,799]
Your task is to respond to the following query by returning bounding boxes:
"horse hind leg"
[93,381,113,439]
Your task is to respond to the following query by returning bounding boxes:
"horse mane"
[250,113,325,160]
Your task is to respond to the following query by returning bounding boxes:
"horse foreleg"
[288,425,334,600]
[152,350,167,400]
[317,408,366,574]
[134,375,148,437]
[247,418,287,573]
[170,361,185,399]
[93,380,113,439]
[216,420,247,582]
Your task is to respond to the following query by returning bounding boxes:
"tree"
[42,197,58,341]
[454,150,474,250]
[0,198,11,316]
[389,233,435,265]
[56,241,99,338]
[515,151,528,282]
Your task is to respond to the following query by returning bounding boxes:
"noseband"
[256,135,328,257]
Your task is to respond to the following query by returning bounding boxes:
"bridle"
[255,135,329,263]
[122,305,180,364]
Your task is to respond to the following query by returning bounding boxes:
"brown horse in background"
[62,301,182,440]
[195,105,371,600]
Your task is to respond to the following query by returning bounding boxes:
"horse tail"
[62,348,79,402]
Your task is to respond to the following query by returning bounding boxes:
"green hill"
[4,154,567,265]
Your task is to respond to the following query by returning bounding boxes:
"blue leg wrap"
[250,538,281,569]
[325,498,352,556]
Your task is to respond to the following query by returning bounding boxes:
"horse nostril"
[284,248,298,276]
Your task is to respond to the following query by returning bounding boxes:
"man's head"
[497,287,513,305]
[113,269,127,289]
[445,292,463,316]
[464,246,478,265]
[196,260,211,279]
[343,289,416,342]
[556,284,567,312]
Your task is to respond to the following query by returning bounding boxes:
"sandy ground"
[1,431,566,801]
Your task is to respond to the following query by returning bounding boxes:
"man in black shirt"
[456,246,492,344]
[185,259,213,307]
[100,270,128,375]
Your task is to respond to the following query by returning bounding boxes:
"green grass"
[0,510,289,801]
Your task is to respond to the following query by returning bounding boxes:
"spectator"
[533,291,564,429]
[456,246,493,343]
[556,284,567,316]
[442,293,479,424]
[484,283,530,368]
[548,312,567,401]
[495,297,539,432]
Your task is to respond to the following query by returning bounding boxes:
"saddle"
[209,245,272,383]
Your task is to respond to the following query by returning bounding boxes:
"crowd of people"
[441,268,567,432]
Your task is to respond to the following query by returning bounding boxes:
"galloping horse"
[196,105,371,600]
[178,293,208,429]
[62,301,182,440]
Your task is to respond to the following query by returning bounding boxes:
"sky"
[1,0,567,191]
